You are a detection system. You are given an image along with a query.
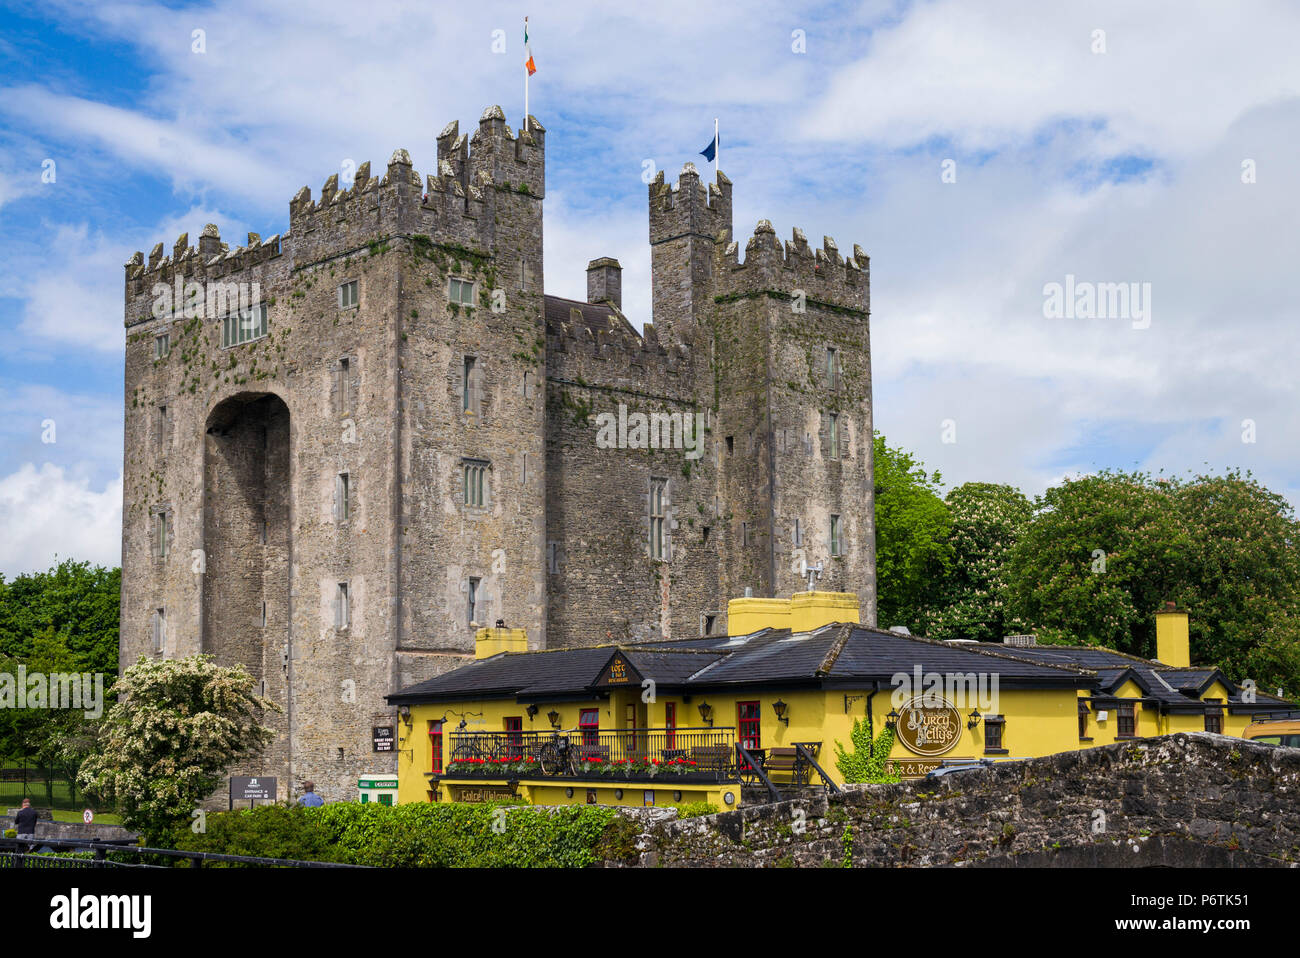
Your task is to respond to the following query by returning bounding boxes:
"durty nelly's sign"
[895,696,962,757]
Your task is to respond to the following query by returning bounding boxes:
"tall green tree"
[872,433,951,630]
[78,655,279,844]
[0,559,119,677]
[924,482,1034,642]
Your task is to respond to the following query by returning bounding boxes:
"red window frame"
[429,720,444,774]
[738,701,761,768]
[579,708,600,749]
[504,716,523,759]
[665,702,677,749]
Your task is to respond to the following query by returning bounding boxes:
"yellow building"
[386,593,1298,807]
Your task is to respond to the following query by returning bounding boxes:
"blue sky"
[1,0,1297,576]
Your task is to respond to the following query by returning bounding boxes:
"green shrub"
[672,801,718,819]
[3,829,15,839]
[170,801,622,868]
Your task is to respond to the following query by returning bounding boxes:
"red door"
[504,716,523,759]
[738,701,761,767]
[665,702,677,749]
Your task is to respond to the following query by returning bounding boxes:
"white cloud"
[806,0,1300,156]
[0,464,122,578]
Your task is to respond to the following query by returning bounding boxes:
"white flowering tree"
[78,655,279,843]
[924,482,1034,642]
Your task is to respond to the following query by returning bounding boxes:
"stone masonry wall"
[610,734,1300,867]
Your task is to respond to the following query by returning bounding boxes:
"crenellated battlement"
[124,106,545,320]
[648,162,732,247]
[715,219,870,314]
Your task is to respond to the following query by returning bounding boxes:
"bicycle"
[537,728,582,776]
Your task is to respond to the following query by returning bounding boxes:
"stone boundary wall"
[607,733,1300,868]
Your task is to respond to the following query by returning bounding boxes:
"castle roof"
[544,294,642,348]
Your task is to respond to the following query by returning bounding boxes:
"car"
[924,759,997,779]
[1242,719,1300,748]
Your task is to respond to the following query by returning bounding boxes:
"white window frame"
[467,577,480,626]
[335,472,350,521]
[449,277,475,307]
[830,514,842,557]
[463,461,488,507]
[650,478,668,560]
[335,582,350,629]
[223,303,268,347]
[152,608,166,653]
[338,280,359,309]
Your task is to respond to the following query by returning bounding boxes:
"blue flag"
[700,135,717,163]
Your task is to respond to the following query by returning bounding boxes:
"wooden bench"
[690,745,732,773]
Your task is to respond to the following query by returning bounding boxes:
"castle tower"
[121,107,549,802]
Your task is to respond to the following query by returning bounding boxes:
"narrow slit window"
[830,514,842,556]
[650,479,667,560]
[829,413,839,460]
[336,472,350,521]
[335,582,350,629]
[467,577,480,626]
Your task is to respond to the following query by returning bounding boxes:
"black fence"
[0,763,110,812]
[0,837,367,869]
[444,726,738,781]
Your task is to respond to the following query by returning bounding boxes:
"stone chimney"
[586,257,622,310]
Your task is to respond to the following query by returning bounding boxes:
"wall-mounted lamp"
[547,709,561,729]
[698,701,714,726]
[772,699,789,726]
[526,704,539,720]
[398,705,412,728]
[885,708,900,730]
[456,718,468,732]
[967,709,981,730]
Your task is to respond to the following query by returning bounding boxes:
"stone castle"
[120,105,876,799]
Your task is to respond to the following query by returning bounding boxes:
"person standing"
[13,798,38,839]
[297,782,324,807]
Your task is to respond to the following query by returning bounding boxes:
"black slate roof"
[388,624,1094,705]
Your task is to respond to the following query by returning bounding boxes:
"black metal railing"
[0,837,368,869]
[442,727,738,781]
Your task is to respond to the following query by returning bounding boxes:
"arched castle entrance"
[202,392,292,785]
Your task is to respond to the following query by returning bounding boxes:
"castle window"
[152,608,166,654]
[650,478,668,560]
[154,404,170,450]
[793,517,802,547]
[338,281,359,309]
[335,582,350,629]
[1078,700,1090,738]
[154,333,170,359]
[827,347,839,390]
[702,525,711,545]
[829,413,840,460]
[449,277,475,307]
[725,436,734,456]
[467,577,480,625]
[335,358,352,416]
[463,460,488,507]
[701,613,718,636]
[741,522,749,547]
[223,303,268,347]
[462,357,481,415]
[335,472,350,521]
[152,510,170,559]
[830,515,842,556]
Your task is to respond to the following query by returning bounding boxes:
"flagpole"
[524,17,530,132]
[714,117,719,180]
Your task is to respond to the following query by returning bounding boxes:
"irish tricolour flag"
[525,18,536,75]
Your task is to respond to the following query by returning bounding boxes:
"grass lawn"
[49,809,123,825]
